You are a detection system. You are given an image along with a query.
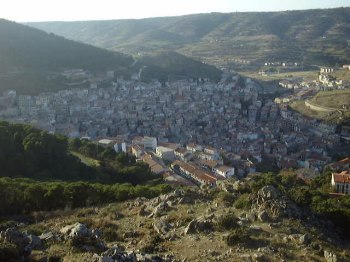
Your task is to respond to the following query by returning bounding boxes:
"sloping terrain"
[0,19,220,94]
[29,8,350,67]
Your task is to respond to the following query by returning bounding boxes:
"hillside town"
[0,69,349,187]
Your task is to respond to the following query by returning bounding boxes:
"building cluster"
[0,69,348,184]
[128,137,234,186]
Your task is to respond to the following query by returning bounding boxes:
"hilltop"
[28,8,350,68]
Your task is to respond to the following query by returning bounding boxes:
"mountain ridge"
[28,7,350,67]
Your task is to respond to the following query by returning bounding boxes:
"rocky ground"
[0,183,349,262]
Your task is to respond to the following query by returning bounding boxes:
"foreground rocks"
[249,185,300,221]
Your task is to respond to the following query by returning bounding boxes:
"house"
[331,171,350,194]
[141,154,166,175]
[327,157,350,172]
[131,145,144,159]
[114,140,127,153]
[174,148,191,161]
[214,165,235,178]
[198,159,219,171]
[156,146,175,161]
[143,136,157,150]
[186,143,203,152]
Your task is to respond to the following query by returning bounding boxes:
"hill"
[139,51,222,82]
[0,19,221,94]
[0,19,134,94]
[0,121,159,184]
[28,8,350,68]
[0,171,349,261]
[291,89,350,124]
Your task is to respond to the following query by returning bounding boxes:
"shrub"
[225,227,251,246]
[215,213,238,231]
[234,193,251,210]
[216,192,235,206]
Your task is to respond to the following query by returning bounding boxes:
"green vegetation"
[0,121,159,185]
[29,8,350,67]
[225,227,251,246]
[235,171,350,238]
[310,89,350,109]
[291,89,350,124]
[0,19,134,94]
[215,213,238,231]
[0,177,171,216]
[139,51,222,83]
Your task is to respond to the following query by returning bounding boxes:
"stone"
[299,234,310,245]
[39,231,54,241]
[0,227,31,257]
[153,219,171,235]
[324,250,337,262]
[26,234,42,250]
[184,220,197,235]
[60,222,91,239]
[258,210,269,222]
[138,205,148,217]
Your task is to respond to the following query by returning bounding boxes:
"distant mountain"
[0,19,134,94]
[0,19,220,94]
[28,8,350,67]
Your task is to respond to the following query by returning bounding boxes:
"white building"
[331,171,350,194]
[143,136,157,150]
[214,165,235,178]
[156,146,175,161]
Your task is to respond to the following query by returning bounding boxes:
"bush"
[225,227,251,246]
[216,192,235,206]
[215,213,238,231]
[234,193,251,210]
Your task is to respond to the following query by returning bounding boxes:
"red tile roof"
[332,171,350,183]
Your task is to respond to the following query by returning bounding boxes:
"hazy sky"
[1,0,349,22]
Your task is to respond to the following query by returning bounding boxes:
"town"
[0,67,349,191]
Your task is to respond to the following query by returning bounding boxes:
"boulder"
[0,227,31,257]
[184,217,214,235]
[60,222,92,239]
[153,219,171,235]
[39,231,55,241]
[26,234,42,250]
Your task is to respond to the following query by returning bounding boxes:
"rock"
[184,217,214,235]
[299,234,310,245]
[26,234,42,250]
[0,227,31,257]
[150,201,170,217]
[39,231,55,241]
[257,185,280,200]
[258,210,269,222]
[184,220,197,235]
[123,231,139,239]
[153,219,171,235]
[138,205,148,217]
[114,212,124,220]
[324,250,337,262]
[60,222,92,239]
[249,225,262,231]
[96,245,172,262]
[187,209,194,214]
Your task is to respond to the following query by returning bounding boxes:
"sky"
[0,0,349,22]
